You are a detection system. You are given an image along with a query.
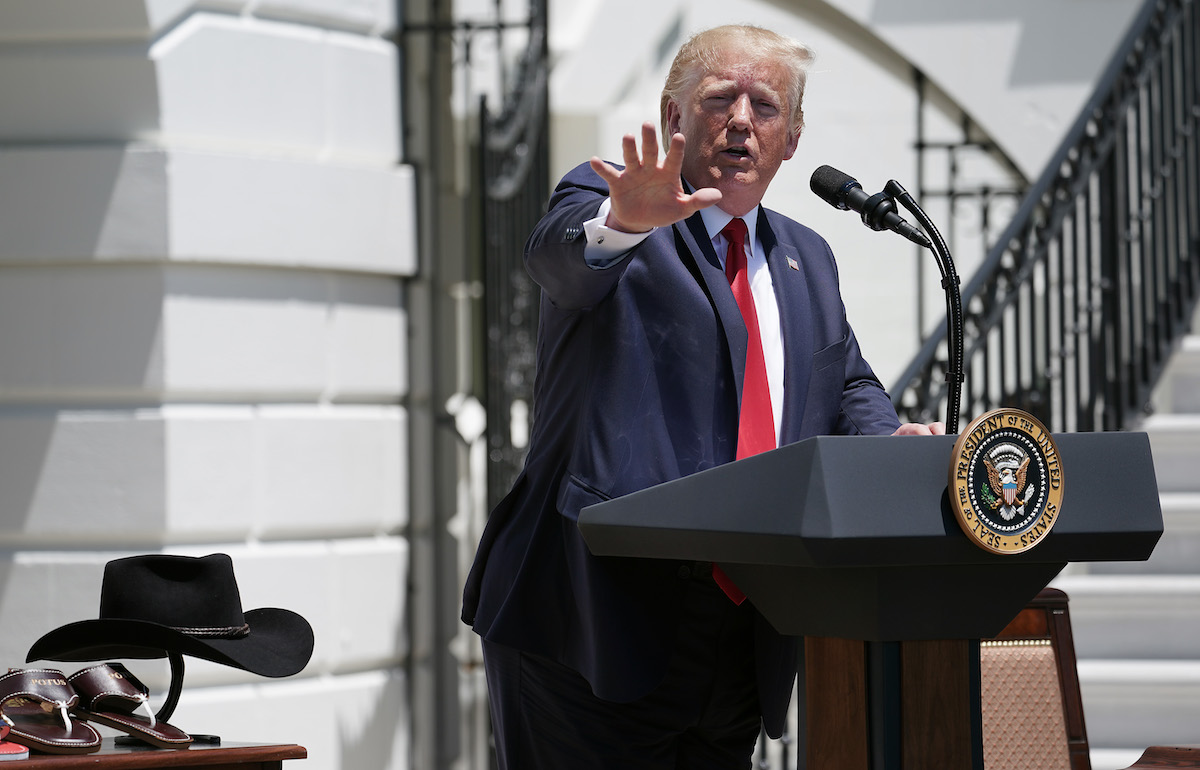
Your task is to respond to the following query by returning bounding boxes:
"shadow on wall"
[339,666,407,770]
[865,0,1140,86]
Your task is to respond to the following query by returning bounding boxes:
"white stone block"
[328,538,409,667]
[0,412,169,540]
[0,147,170,261]
[160,267,332,396]
[328,273,407,400]
[153,15,326,151]
[0,144,417,275]
[152,14,398,159]
[0,1,194,41]
[324,31,402,161]
[1,12,399,156]
[160,409,259,538]
[0,406,406,544]
[255,0,397,32]
[0,263,405,401]
[161,266,405,400]
[254,406,406,538]
[165,148,417,274]
[0,44,160,139]
[162,405,406,538]
[0,1,394,45]
[0,265,166,397]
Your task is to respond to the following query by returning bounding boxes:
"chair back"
[981,587,1091,770]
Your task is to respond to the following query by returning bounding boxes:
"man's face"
[667,54,800,217]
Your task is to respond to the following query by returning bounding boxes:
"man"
[463,24,943,769]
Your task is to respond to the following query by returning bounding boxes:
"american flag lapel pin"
[787,256,799,271]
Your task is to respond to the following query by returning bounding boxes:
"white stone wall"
[0,2,415,769]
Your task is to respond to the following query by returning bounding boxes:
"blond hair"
[659,25,814,149]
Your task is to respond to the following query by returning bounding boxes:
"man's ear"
[666,100,682,136]
[784,127,800,161]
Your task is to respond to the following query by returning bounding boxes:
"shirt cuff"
[583,198,655,268]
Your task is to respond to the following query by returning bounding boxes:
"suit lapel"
[758,209,814,446]
[675,213,748,403]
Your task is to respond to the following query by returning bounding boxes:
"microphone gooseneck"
[810,165,963,432]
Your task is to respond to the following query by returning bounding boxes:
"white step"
[1140,414,1200,493]
[1051,575,1200,659]
[1071,311,1200,768]
[1152,335,1200,414]
[1076,659,1200,749]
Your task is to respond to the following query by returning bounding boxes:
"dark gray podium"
[578,432,1163,769]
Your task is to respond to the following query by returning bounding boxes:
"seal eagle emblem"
[984,444,1033,521]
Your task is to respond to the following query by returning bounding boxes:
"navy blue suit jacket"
[463,162,901,738]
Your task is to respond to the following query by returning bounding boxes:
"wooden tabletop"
[17,739,306,769]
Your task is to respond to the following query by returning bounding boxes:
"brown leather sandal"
[0,668,101,754]
[68,663,192,749]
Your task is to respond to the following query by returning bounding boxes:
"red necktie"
[712,217,777,604]
[723,217,777,459]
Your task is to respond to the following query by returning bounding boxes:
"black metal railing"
[477,3,548,509]
[894,0,1200,433]
[912,70,1029,344]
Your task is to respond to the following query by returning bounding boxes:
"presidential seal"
[949,408,1064,554]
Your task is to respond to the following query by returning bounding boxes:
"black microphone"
[810,165,931,248]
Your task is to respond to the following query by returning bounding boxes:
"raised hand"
[589,123,722,233]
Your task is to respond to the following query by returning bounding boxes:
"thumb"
[686,187,722,211]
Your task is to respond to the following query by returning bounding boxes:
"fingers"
[617,123,663,172]
[621,131,641,170]
[662,131,686,175]
[589,157,620,184]
[640,123,659,168]
[595,122,719,230]
[891,422,946,436]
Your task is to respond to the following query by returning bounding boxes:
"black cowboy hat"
[26,553,314,678]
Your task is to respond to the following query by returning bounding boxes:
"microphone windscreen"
[810,164,856,207]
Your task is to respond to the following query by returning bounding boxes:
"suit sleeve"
[835,325,902,436]
[524,163,639,311]
[805,221,902,437]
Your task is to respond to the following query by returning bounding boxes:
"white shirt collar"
[680,177,762,259]
[699,204,761,262]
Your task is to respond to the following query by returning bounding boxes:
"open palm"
[589,123,722,233]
